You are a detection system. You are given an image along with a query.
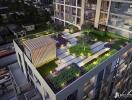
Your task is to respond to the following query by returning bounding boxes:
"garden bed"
[37,59,58,77]
[51,66,81,89]
[69,42,93,57]
[20,31,54,42]
[84,49,117,72]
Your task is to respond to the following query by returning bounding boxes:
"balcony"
[85,4,97,10]
[108,17,124,27]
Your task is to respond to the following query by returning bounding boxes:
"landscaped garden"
[25,26,131,93]
[37,59,58,77]
[82,28,130,50]
[51,66,81,89]
[20,31,55,42]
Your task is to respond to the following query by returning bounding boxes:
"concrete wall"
[56,43,132,100]
[13,40,56,100]
[13,40,132,100]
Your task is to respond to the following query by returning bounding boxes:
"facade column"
[75,0,78,25]
[77,85,84,100]
[94,0,102,28]
[80,0,85,28]
[64,0,66,26]
[93,70,104,100]
[106,0,112,25]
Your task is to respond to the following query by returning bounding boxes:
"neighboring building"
[7,24,26,38]
[22,24,35,32]
[13,35,132,100]
[54,0,132,38]
[0,26,14,44]
[0,6,9,23]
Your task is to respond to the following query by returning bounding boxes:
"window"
[18,53,24,72]
[34,75,41,86]
[28,67,33,78]
[129,4,132,8]
[115,2,121,9]
[45,92,50,100]
[67,90,77,100]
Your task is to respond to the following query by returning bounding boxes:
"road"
[0,54,17,67]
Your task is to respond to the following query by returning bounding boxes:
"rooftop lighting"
[76,73,80,77]
[61,44,64,49]
[67,66,71,69]
[93,61,98,65]
[67,49,70,53]
[80,53,84,57]
[106,53,110,57]
[87,53,91,56]
[61,83,65,87]
[73,53,76,57]
[94,38,97,41]
[50,71,52,74]
[109,39,112,42]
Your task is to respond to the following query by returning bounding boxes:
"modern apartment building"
[13,33,132,100]
[54,0,132,38]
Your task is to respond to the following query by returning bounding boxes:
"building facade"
[54,0,132,38]
[13,39,132,100]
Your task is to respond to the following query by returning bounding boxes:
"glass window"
[115,2,121,9]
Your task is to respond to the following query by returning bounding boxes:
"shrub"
[51,67,80,88]
[66,25,79,33]
[69,43,93,57]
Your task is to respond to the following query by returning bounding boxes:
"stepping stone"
[68,38,78,43]
[61,55,75,63]
[71,32,82,37]
[57,48,67,55]
[58,52,70,59]
[90,41,103,50]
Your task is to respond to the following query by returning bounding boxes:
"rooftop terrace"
[17,27,132,93]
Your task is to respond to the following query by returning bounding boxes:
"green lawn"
[37,59,58,77]
[84,49,117,72]
[51,67,81,89]
[69,42,93,57]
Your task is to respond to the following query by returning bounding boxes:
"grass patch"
[69,42,93,57]
[20,31,54,42]
[37,59,58,77]
[51,67,80,89]
[84,49,117,72]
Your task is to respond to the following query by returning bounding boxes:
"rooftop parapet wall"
[56,42,132,100]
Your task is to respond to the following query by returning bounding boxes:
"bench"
[77,48,110,67]
[90,42,108,53]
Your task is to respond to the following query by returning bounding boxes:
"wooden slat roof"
[23,36,55,51]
